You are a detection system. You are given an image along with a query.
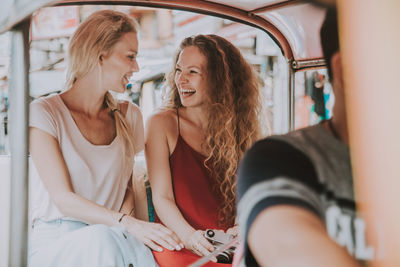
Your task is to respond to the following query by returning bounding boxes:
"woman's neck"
[181,106,207,130]
[62,76,107,118]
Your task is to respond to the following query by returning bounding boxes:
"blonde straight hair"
[65,10,138,159]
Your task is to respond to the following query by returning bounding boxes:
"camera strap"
[188,237,239,267]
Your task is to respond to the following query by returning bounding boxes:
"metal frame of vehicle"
[1,0,328,265]
[3,0,400,266]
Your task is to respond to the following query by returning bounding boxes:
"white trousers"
[28,219,157,267]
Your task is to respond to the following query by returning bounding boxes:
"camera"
[204,229,236,264]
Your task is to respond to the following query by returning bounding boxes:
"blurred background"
[0,5,333,155]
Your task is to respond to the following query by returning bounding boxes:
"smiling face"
[100,32,139,93]
[174,46,209,108]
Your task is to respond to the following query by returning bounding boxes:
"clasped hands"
[121,215,238,257]
[121,216,184,252]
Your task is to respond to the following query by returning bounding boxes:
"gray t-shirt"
[237,123,375,266]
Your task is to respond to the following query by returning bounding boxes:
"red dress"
[153,112,231,267]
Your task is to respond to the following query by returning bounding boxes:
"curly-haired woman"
[145,34,262,266]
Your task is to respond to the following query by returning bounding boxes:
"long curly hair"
[164,34,262,226]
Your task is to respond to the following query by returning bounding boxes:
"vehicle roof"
[0,0,327,70]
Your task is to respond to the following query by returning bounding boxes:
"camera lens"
[216,251,232,263]
[206,230,215,237]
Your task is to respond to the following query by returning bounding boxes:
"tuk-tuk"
[0,0,399,266]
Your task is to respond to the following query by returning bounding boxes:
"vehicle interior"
[0,0,399,266]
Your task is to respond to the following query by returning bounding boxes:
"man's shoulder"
[237,125,326,207]
[244,124,320,164]
[238,130,320,194]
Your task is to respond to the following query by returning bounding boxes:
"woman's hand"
[226,225,239,238]
[184,230,216,260]
[122,216,184,252]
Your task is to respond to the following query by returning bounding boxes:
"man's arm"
[237,138,360,266]
[248,205,360,267]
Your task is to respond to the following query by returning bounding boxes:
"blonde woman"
[28,10,181,267]
[145,34,262,266]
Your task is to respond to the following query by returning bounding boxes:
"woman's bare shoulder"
[147,109,178,135]
[148,109,176,124]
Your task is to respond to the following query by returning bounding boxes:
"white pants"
[28,219,157,267]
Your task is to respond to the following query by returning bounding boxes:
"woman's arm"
[120,177,135,217]
[30,127,181,251]
[145,113,214,256]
